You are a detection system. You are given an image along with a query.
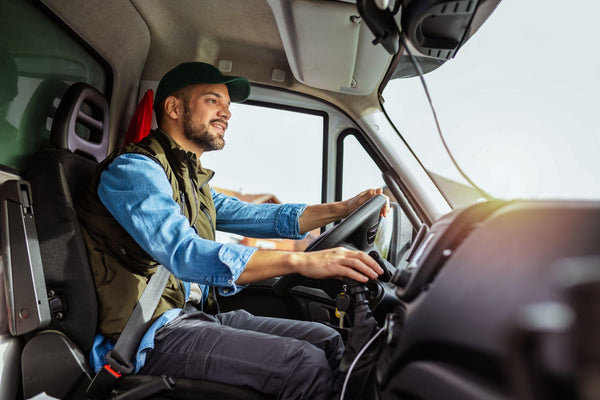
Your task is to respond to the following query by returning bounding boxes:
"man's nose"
[218,106,231,120]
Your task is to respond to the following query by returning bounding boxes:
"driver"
[77,62,388,400]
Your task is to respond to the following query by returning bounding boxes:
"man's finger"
[340,250,383,279]
[337,266,370,282]
[355,251,384,275]
[341,256,379,280]
[380,194,390,217]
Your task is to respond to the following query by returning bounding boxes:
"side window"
[0,0,109,172]
[339,133,415,263]
[202,103,325,250]
[339,134,385,200]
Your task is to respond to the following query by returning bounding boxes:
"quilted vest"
[77,129,216,339]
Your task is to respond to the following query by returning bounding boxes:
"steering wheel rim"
[272,195,387,296]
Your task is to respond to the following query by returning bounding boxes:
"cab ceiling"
[133,0,288,87]
[41,0,389,133]
[134,0,390,93]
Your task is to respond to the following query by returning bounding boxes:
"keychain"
[335,284,351,329]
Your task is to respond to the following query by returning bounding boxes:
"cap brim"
[202,75,250,103]
[221,76,251,102]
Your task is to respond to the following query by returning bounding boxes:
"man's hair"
[155,86,191,127]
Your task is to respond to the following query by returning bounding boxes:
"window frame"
[0,0,113,175]
[239,99,330,205]
[34,0,113,101]
[336,128,420,227]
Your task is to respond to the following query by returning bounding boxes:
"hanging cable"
[399,33,494,201]
[340,327,386,400]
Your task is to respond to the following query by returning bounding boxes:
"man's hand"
[293,247,384,283]
[298,188,390,234]
[343,188,390,218]
[237,247,384,285]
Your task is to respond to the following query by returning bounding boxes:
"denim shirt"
[90,153,307,373]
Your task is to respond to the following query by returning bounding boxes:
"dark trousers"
[139,309,344,400]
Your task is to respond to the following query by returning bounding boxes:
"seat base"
[118,375,272,400]
[21,330,93,400]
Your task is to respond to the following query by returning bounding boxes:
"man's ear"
[164,96,182,120]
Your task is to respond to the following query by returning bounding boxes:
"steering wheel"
[272,194,390,297]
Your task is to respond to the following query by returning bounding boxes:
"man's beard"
[182,101,225,152]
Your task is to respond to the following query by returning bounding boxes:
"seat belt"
[86,265,175,399]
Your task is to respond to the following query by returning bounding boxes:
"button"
[227,279,233,284]
[223,289,230,293]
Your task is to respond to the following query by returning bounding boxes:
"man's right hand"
[292,248,383,282]
[236,247,383,285]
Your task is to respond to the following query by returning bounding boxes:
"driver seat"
[22,82,269,399]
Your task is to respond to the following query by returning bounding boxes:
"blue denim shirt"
[90,153,307,373]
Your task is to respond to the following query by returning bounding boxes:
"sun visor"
[267,0,392,95]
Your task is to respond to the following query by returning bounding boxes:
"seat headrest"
[50,82,109,163]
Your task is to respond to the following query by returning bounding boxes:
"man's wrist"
[286,251,304,275]
[298,198,355,234]
[337,199,353,218]
[321,201,349,221]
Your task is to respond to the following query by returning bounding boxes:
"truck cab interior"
[1,1,599,400]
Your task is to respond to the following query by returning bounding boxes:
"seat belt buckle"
[104,349,135,375]
[86,364,122,399]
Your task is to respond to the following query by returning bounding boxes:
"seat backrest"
[25,82,110,352]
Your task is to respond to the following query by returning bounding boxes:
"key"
[335,291,351,329]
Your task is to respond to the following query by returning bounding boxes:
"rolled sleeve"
[274,203,308,239]
[212,188,308,240]
[97,154,253,294]
[214,243,256,294]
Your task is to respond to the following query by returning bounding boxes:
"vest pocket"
[112,241,157,275]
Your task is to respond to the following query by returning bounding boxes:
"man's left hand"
[298,188,389,234]
[342,188,389,218]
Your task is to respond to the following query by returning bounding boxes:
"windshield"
[382,0,600,206]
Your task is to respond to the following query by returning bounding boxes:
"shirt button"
[227,279,233,284]
[223,289,230,293]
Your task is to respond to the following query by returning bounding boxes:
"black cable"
[399,33,494,201]
[340,327,386,400]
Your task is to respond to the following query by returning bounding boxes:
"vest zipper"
[179,191,186,216]
[187,157,216,238]
[187,158,200,226]
[199,203,216,238]
[197,175,216,238]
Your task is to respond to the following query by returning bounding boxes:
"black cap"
[153,62,251,112]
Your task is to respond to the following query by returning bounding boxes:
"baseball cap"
[153,62,251,112]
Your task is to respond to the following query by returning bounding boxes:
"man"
[78,62,387,400]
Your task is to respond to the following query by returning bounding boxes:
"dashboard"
[380,199,600,399]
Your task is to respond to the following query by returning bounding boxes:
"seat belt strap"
[107,264,172,374]
[87,265,172,398]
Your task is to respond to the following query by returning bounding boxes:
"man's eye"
[207,98,217,104]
